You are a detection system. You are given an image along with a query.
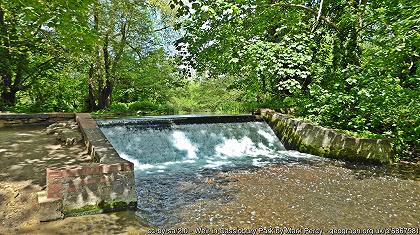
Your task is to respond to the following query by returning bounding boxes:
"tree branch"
[268,2,340,33]
[316,0,324,23]
[22,57,58,83]
[127,42,143,59]
[311,0,324,32]
[111,21,127,75]
[148,25,171,33]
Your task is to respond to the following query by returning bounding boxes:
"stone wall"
[260,109,392,163]
[37,113,137,221]
[0,113,75,127]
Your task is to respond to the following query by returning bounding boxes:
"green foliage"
[156,103,177,114]
[108,102,129,113]
[170,77,248,114]
[1,0,418,163]
[113,49,182,105]
[172,0,420,161]
[0,0,181,114]
[128,101,158,112]
[0,0,94,110]
[11,73,88,113]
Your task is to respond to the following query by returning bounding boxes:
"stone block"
[37,191,64,222]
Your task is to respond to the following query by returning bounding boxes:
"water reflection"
[335,160,420,181]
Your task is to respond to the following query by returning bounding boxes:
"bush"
[156,103,177,114]
[128,101,159,112]
[108,102,129,113]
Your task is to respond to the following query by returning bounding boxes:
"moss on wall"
[261,110,392,164]
[64,200,137,217]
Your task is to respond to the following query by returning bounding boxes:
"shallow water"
[99,119,420,230]
[0,122,418,233]
[176,164,420,229]
[30,162,419,234]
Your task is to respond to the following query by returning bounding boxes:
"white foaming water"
[257,129,277,144]
[171,131,198,159]
[100,121,324,175]
[214,137,254,157]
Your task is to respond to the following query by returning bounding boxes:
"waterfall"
[98,116,322,175]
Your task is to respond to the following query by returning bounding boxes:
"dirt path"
[0,125,149,234]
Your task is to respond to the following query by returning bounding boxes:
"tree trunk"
[0,6,26,108]
[0,6,13,107]
[88,1,128,111]
[98,79,112,109]
[87,64,96,112]
[1,90,16,106]
[97,33,112,109]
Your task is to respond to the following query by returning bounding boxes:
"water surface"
[99,118,420,229]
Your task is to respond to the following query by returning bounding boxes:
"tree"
[113,48,182,104]
[171,0,334,100]
[171,0,420,159]
[0,0,93,109]
[0,0,179,112]
[86,0,175,111]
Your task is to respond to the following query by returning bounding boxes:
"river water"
[98,118,420,231]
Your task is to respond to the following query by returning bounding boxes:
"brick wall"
[38,113,137,221]
[46,162,136,212]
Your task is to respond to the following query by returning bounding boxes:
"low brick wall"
[260,109,393,163]
[38,113,137,221]
[45,162,136,216]
[0,113,75,127]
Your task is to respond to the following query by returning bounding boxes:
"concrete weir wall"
[37,113,137,221]
[260,109,393,163]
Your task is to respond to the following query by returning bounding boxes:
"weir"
[98,115,323,175]
[97,115,325,226]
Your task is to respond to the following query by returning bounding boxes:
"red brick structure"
[37,113,137,221]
